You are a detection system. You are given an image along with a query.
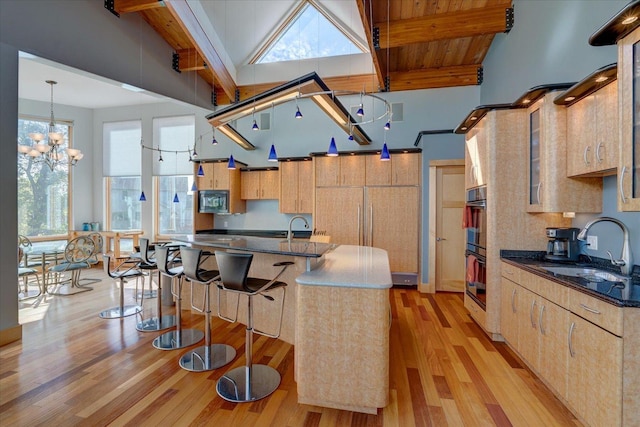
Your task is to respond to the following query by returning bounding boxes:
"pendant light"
[380,143,390,161]
[139,191,147,202]
[211,126,218,145]
[268,103,278,162]
[268,145,278,162]
[197,164,204,176]
[191,180,198,192]
[173,193,180,203]
[228,155,236,169]
[295,106,303,119]
[327,137,338,156]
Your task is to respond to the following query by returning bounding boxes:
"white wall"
[481,0,640,260]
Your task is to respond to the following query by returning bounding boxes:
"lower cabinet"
[500,262,631,427]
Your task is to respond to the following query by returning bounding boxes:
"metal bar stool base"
[216,365,281,403]
[99,305,142,319]
[153,329,204,350]
[137,290,157,299]
[179,344,236,372]
[136,315,176,332]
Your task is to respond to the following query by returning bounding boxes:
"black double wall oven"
[465,186,487,309]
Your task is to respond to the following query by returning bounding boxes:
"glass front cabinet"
[619,26,640,211]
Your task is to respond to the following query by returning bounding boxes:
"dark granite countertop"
[174,234,334,258]
[196,229,312,239]
[501,250,640,308]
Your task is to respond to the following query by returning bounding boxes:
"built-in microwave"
[198,190,229,213]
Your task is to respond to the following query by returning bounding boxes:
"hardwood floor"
[1,267,580,426]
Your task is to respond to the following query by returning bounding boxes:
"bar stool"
[135,238,158,299]
[100,254,144,318]
[214,250,292,403]
[179,247,236,372]
[153,246,204,350]
[136,239,176,332]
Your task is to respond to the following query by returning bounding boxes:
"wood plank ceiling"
[108,0,513,105]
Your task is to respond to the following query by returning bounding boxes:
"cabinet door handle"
[579,303,601,315]
[369,206,373,247]
[357,204,362,246]
[536,182,542,205]
[595,142,603,163]
[511,288,517,313]
[539,304,546,335]
[620,166,628,204]
[568,322,576,358]
[530,300,537,328]
[583,145,590,166]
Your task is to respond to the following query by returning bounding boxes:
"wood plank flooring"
[1,267,581,426]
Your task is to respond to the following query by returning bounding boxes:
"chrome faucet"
[287,215,309,243]
[577,217,633,276]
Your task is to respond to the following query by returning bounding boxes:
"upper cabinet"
[365,152,421,186]
[525,93,602,213]
[241,169,279,200]
[194,159,245,215]
[618,27,640,211]
[315,155,365,187]
[464,119,488,190]
[279,159,313,214]
[566,81,618,177]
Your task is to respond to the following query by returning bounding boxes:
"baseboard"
[0,324,22,347]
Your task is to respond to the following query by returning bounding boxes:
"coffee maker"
[545,227,580,262]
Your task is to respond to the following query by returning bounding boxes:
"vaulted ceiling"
[108,0,513,105]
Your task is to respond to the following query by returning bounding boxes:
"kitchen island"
[173,235,392,414]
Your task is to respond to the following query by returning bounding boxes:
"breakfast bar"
[174,234,392,414]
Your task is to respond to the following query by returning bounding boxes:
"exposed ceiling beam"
[389,65,482,91]
[176,48,206,72]
[356,0,386,92]
[114,0,165,15]
[375,5,511,49]
[163,0,237,101]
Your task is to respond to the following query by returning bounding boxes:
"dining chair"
[76,232,104,287]
[18,246,41,300]
[46,236,95,295]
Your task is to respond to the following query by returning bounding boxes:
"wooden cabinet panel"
[500,276,519,347]
[464,121,487,190]
[566,81,618,177]
[241,171,260,199]
[260,170,279,199]
[241,170,279,200]
[567,287,623,336]
[196,163,215,190]
[340,155,366,186]
[538,299,569,400]
[279,161,313,213]
[517,286,540,371]
[567,313,623,427]
[391,152,421,185]
[526,94,602,213]
[618,27,640,211]
[212,162,230,190]
[315,156,341,187]
[314,187,364,245]
[367,186,419,273]
[365,155,392,186]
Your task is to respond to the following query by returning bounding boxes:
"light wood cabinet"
[567,313,622,427]
[315,155,365,187]
[241,170,279,200]
[196,162,215,190]
[314,187,364,245]
[464,120,487,190]
[618,27,640,211]
[500,276,519,347]
[566,81,618,177]
[193,160,246,226]
[279,160,313,213]
[365,152,421,186]
[212,162,230,190]
[526,93,602,212]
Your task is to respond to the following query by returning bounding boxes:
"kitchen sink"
[542,266,627,282]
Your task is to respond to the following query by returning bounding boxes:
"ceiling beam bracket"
[373,26,380,50]
[477,67,484,85]
[172,52,181,73]
[104,0,120,17]
[383,75,390,92]
[505,7,514,33]
[211,91,217,107]
[234,89,240,103]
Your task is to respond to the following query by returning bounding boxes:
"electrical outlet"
[224,221,228,228]
[587,235,598,250]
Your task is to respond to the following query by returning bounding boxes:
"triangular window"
[255,1,365,64]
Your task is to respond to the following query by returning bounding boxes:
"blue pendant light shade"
[348,133,354,141]
[268,144,278,162]
[212,135,218,145]
[380,143,391,161]
[139,191,146,202]
[327,137,338,156]
[356,104,364,117]
[228,155,236,169]
[173,193,180,203]
[384,121,391,130]
[252,120,259,131]
[191,180,198,191]
[197,164,204,176]
[295,106,303,119]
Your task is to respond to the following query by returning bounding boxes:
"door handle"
[436,237,447,241]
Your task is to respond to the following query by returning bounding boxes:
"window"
[103,120,142,231]
[255,1,364,64]
[17,117,71,238]
[153,116,195,236]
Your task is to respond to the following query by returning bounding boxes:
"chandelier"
[17,80,83,170]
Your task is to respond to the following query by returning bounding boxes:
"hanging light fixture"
[251,106,259,130]
[173,151,180,203]
[356,89,364,117]
[139,191,147,202]
[197,164,205,176]
[191,180,198,192]
[327,137,338,156]
[211,126,218,145]
[173,193,180,203]
[18,80,84,171]
[228,155,236,169]
[380,143,390,161]
[268,103,278,162]
[384,121,391,131]
[295,95,303,119]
